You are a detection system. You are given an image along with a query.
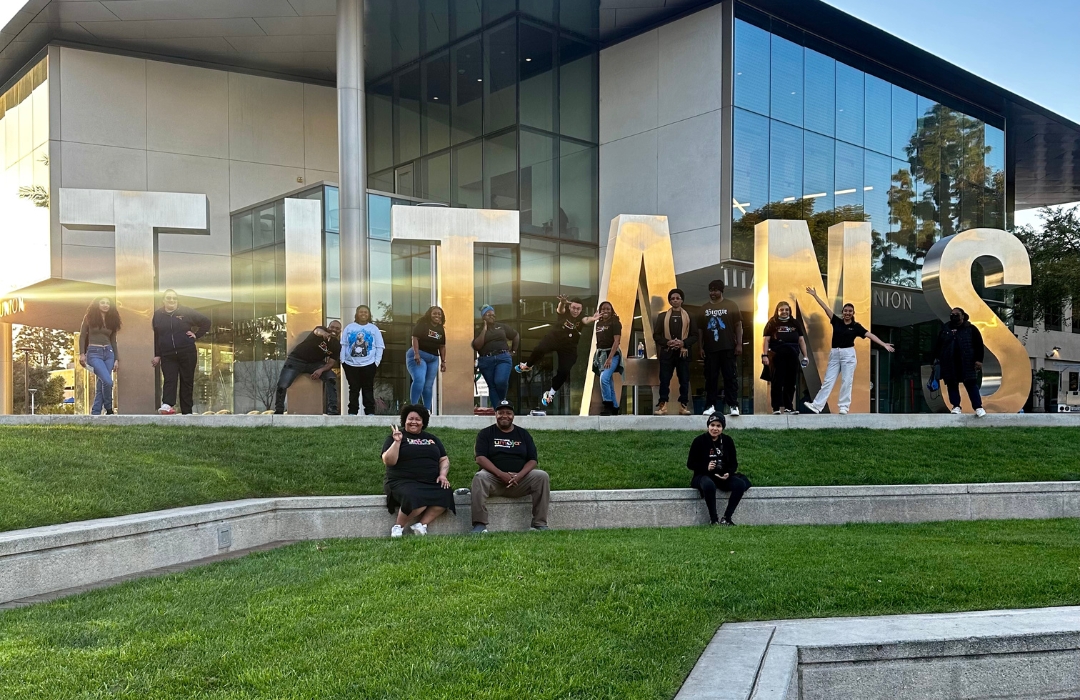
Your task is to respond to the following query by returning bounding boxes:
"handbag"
[925,361,941,392]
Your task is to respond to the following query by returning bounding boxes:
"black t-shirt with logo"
[477,322,519,356]
[412,319,446,355]
[763,317,803,349]
[474,424,538,473]
[830,315,868,349]
[382,431,446,482]
[289,327,341,364]
[594,317,623,349]
[553,311,586,347]
[698,299,741,352]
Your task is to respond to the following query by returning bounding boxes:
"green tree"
[1012,205,1080,329]
[14,326,74,370]
[11,362,66,414]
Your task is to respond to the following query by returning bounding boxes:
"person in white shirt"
[340,305,385,415]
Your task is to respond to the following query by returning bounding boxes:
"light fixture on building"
[528,324,550,331]
[835,188,856,195]
[802,192,826,199]
[1046,346,1062,359]
[526,57,532,61]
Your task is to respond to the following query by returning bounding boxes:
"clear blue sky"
[824,0,1080,124]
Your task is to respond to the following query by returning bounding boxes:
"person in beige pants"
[471,400,551,533]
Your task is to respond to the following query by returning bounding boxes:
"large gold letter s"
[922,228,1031,414]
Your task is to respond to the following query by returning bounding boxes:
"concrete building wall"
[53,47,339,302]
[1017,301,1080,410]
[598,4,724,275]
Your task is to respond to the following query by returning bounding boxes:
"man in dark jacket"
[934,307,986,417]
[274,321,342,415]
[653,288,697,415]
[152,289,211,415]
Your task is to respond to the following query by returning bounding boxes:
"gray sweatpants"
[470,469,551,528]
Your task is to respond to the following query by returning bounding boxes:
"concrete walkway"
[2,481,1078,606]
[0,412,1076,430]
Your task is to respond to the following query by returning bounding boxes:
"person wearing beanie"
[473,304,519,408]
[685,413,751,525]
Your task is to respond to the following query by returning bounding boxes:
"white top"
[340,322,385,367]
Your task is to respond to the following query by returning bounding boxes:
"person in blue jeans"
[472,305,519,408]
[78,296,122,415]
[407,306,446,411]
[590,301,623,415]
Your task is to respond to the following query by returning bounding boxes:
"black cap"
[495,399,515,413]
[706,413,726,428]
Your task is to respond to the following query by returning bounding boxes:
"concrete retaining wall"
[676,607,1080,699]
[2,481,1079,605]
[0,412,1076,430]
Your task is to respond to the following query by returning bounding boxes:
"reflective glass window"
[561,0,599,40]
[770,34,802,127]
[769,120,802,205]
[474,245,515,318]
[864,74,891,155]
[452,39,483,145]
[891,85,917,160]
[520,22,556,132]
[485,22,517,133]
[862,150,891,274]
[325,186,339,232]
[519,236,558,317]
[803,48,834,137]
[368,80,394,171]
[255,204,276,248]
[835,63,863,146]
[420,152,451,203]
[485,0,514,23]
[369,239,393,323]
[521,0,553,22]
[520,130,556,236]
[731,108,769,261]
[559,37,597,142]
[324,232,340,321]
[393,0,421,68]
[395,164,415,197]
[453,0,481,38]
[232,211,253,253]
[834,140,863,212]
[370,168,395,193]
[560,140,598,243]
[368,193,392,241]
[560,241,597,296]
[422,52,450,154]
[395,67,422,163]
[425,0,449,52]
[803,131,834,215]
[734,19,770,116]
[484,130,517,209]
[366,0,392,79]
[453,140,483,207]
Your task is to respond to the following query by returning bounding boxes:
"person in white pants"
[803,287,895,414]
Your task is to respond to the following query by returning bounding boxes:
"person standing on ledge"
[761,301,807,415]
[152,289,211,415]
[79,296,122,416]
[473,305,519,408]
[516,295,591,409]
[686,413,751,526]
[591,301,623,415]
[697,280,743,418]
[653,288,697,415]
[407,306,447,412]
[273,320,342,415]
[340,305,384,416]
[934,307,986,417]
[803,287,894,415]
[470,400,550,533]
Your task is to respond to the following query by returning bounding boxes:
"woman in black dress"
[762,301,808,414]
[381,404,455,537]
[686,413,751,525]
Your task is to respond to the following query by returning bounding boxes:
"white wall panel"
[657,111,721,234]
[59,141,147,190]
[657,4,723,128]
[229,159,305,211]
[59,48,146,150]
[228,72,305,168]
[156,251,231,302]
[303,83,338,173]
[148,151,230,256]
[598,30,658,145]
[146,60,229,158]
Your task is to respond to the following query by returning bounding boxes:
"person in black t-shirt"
[517,295,596,409]
[762,301,807,414]
[273,320,342,415]
[591,301,624,415]
[381,403,455,537]
[653,288,697,415]
[407,306,446,411]
[686,413,751,525]
[804,286,895,415]
[697,279,743,418]
[473,305,519,408]
[470,400,550,532]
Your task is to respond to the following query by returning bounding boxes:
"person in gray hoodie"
[340,305,385,415]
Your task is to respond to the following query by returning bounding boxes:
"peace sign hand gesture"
[391,424,403,443]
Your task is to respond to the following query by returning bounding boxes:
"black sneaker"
[718,517,735,526]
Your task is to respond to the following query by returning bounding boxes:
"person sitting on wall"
[686,413,751,526]
[383,403,455,537]
[152,289,211,415]
[653,288,697,415]
[516,295,594,409]
[273,320,342,415]
[933,307,986,417]
[470,400,550,533]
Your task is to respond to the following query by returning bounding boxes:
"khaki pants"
[470,469,551,528]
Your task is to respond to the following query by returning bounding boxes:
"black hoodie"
[152,305,211,356]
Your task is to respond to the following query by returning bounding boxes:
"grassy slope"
[0,425,1077,532]
[1,520,1079,699]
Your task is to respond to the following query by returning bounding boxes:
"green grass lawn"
[0,425,1077,532]
[1,519,1078,699]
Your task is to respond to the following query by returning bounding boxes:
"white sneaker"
[390,524,403,538]
[838,408,849,415]
[702,405,716,416]
[729,406,740,417]
[410,522,428,536]
[950,407,962,415]
[805,402,822,414]
[975,407,986,418]
[158,403,176,415]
